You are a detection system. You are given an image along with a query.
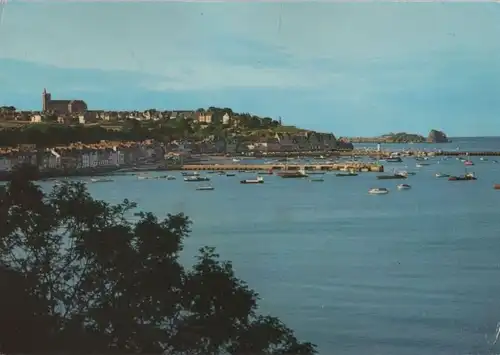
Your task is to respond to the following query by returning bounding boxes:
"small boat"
[241,176,264,184]
[416,163,430,168]
[196,184,214,191]
[398,171,416,176]
[257,169,273,175]
[336,172,358,177]
[226,173,236,177]
[494,184,500,190]
[182,171,199,177]
[397,184,411,190]
[435,173,450,178]
[377,173,407,180]
[184,176,210,182]
[480,157,488,161]
[369,187,389,195]
[310,178,324,182]
[277,169,308,178]
[386,157,403,163]
[90,178,113,183]
[448,172,477,181]
[232,158,241,162]
[464,160,474,166]
[166,175,176,180]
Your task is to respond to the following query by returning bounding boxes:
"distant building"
[42,88,88,114]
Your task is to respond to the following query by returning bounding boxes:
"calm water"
[39,138,500,355]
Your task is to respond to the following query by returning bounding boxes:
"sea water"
[39,137,500,355]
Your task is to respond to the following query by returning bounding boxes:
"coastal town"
[0,89,453,178]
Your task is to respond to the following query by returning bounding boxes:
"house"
[274,133,298,152]
[30,114,42,123]
[248,138,281,153]
[196,112,213,124]
[222,113,231,125]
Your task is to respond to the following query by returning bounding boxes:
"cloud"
[1,1,500,94]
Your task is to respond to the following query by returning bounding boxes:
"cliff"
[427,130,449,143]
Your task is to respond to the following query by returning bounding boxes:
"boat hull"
[377,175,407,180]
[336,173,358,177]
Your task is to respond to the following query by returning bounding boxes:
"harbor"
[179,163,385,172]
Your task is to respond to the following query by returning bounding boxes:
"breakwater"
[180,163,384,172]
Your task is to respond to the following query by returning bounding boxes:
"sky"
[0,1,500,137]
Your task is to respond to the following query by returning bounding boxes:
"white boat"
[369,187,389,195]
[196,184,214,191]
[435,172,450,178]
[184,176,210,182]
[90,178,114,183]
[397,184,411,190]
[241,176,264,184]
[232,158,241,162]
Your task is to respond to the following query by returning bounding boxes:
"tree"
[0,166,316,355]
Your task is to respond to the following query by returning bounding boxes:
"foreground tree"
[0,167,316,355]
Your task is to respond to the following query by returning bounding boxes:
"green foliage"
[0,124,152,147]
[381,132,425,143]
[0,166,316,355]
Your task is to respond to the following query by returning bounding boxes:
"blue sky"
[0,1,500,137]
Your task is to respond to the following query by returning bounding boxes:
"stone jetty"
[180,163,384,172]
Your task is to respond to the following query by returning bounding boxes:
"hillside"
[0,106,329,147]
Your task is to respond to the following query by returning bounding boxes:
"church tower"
[42,88,51,112]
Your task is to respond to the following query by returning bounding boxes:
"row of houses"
[26,110,231,125]
[167,132,345,154]
[0,142,164,173]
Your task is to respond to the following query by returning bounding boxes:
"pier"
[180,163,384,173]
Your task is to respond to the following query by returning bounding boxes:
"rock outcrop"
[427,129,449,143]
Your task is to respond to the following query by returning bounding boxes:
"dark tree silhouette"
[0,166,316,355]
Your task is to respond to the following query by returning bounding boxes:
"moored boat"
[241,176,264,184]
[494,184,500,190]
[182,171,200,177]
[435,172,450,178]
[386,157,403,163]
[277,169,308,178]
[310,178,324,182]
[184,176,210,182]
[464,160,474,166]
[448,172,477,181]
[397,184,411,190]
[90,178,113,183]
[226,173,236,177]
[196,184,214,191]
[369,187,389,195]
[336,172,358,177]
[377,173,407,180]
